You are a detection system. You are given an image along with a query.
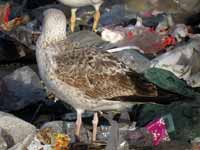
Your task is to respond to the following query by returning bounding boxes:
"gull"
[57,0,104,32]
[36,8,176,142]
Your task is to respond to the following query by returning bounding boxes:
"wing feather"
[52,40,157,99]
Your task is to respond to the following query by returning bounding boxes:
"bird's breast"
[58,0,97,7]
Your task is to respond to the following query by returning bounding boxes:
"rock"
[0,64,37,78]
[0,128,8,150]
[8,133,35,150]
[0,111,36,148]
[0,66,46,111]
[0,137,7,150]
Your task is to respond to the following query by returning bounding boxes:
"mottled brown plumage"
[53,39,157,100]
[36,9,158,141]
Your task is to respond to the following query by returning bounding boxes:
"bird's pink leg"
[75,109,83,140]
[92,112,99,142]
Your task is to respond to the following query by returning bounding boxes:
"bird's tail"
[109,93,193,104]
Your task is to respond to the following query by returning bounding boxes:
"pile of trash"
[0,0,200,149]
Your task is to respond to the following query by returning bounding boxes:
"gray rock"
[0,128,8,150]
[0,111,36,147]
[0,63,25,78]
[0,137,7,150]
[8,133,36,150]
[0,66,46,111]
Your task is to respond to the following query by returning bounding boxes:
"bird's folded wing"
[53,40,157,100]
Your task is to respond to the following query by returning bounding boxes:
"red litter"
[4,3,10,24]
[161,35,176,49]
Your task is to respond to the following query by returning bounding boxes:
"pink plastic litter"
[145,118,170,146]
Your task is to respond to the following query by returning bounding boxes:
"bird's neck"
[39,30,67,48]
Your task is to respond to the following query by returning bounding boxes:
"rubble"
[0,111,36,148]
[151,36,200,87]
[0,0,199,149]
[0,66,46,111]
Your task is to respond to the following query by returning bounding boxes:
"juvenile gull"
[36,8,162,142]
[57,0,104,32]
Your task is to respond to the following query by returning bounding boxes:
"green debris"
[144,68,196,97]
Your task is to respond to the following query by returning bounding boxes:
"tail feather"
[109,93,192,104]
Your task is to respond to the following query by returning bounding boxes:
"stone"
[0,66,46,111]
[0,128,8,150]
[8,133,36,150]
[0,111,36,147]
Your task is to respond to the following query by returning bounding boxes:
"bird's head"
[40,9,67,44]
